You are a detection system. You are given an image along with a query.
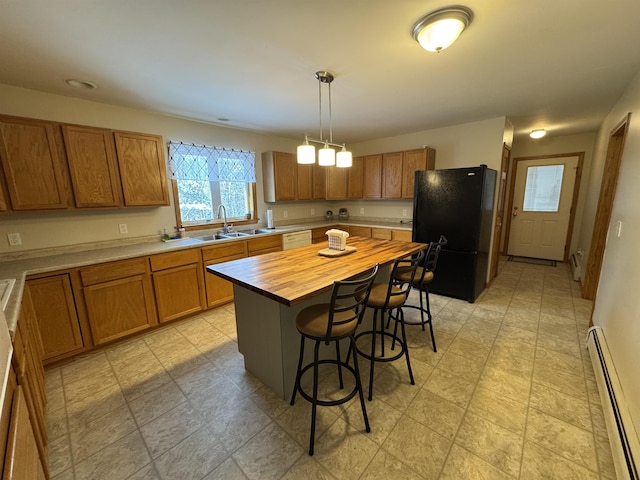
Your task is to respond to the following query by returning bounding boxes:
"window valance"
[168,141,256,182]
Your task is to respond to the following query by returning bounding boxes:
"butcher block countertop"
[207,236,426,307]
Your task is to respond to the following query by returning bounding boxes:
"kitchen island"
[207,236,426,398]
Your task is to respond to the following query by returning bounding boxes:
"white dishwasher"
[282,230,312,250]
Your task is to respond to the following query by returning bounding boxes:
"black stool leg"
[290,335,306,405]
[419,284,427,331]
[350,335,370,432]
[398,309,415,385]
[335,341,344,389]
[368,309,379,401]
[309,340,321,456]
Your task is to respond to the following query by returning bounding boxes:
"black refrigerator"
[412,165,496,303]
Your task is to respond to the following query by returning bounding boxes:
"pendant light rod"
[302,135,346,149]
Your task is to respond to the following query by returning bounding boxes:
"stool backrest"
[385,249,425,307]
[424,234,448,273]
[325,264,379,341]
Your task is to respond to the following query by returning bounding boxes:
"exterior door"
[508,155,579,260]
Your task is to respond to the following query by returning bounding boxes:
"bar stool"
[393,235,447,352]
[355,250,424,401]
[290,264,379,456]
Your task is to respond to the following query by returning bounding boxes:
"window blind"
[168,142,256,182]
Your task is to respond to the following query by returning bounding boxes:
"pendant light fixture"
[530,129,546,139]
[411,6,473,53]
[297,71,352,167]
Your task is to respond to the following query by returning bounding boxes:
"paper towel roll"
[266,209,274,229]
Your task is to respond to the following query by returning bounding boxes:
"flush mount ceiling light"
[297,71,352,167]
[65,78,97,89]
[530,129,546,139]
[411,6,473,53]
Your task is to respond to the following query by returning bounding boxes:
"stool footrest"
[295,359,359,407]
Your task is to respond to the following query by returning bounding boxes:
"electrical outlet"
[359,208,364,214]
[402,208,407,217]
[119,223,128,234]
[7,233,22,246]
[311,208,315,216]
[283,210,288,218]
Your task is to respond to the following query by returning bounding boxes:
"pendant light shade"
[412,6,473,53]
[297,139,316,164]
[336,146,353,168]
[318,143,336,166]
[297,71,352,166]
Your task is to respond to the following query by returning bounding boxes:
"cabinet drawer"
[371,228,392,240]
[150,249,200,271]
[80,258,148,286]
[391,229,413,242]
[349,226,372,238]
[201,241,248,262]
[247,235,281,254]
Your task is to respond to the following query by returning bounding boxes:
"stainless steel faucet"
[217,204,230,233]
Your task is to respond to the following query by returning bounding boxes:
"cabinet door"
[325,166,348,200]
[363,154,382,199]
[372,228,392,240]
[113,131,170,206]
[0,116,68,210]
[382,151,403,199]
[312,164,326,199]
[0,176,8,212]
[262,151,296,202]
[401,148,435,199]
[347,156,363,199]
[62,125,122,207]
[153,264,205,322]
[204,253,246,308]
[26,275,84,361]
[3,387,46,480]
[296,163,313,200]
[84,275,158,344]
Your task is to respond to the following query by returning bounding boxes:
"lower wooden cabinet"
[80,258,158,345]
[2,386,46,480]
[392,229,413,242]
[202,242,248,308]
[247,235,282,256]
[10,291,48,478]
[348,226,372,238]
[150,250,205,323]
[26,273,84,362]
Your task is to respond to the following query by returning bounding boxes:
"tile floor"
[46,258,616,479]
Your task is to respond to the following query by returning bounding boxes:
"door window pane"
[523,165,564,212]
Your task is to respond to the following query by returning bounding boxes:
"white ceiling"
[2,0,640,143]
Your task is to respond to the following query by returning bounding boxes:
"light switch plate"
[7,233,21,246]
[119,224,128,234]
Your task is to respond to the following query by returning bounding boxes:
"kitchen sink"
[238,228,274,235]
[194,234,227,242]
[219,231,250,238]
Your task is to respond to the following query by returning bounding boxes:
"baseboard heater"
[587,326,639,479]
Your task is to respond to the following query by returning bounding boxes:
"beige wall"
[508,132,597,256]
[587,69,640,434]
[0,84,509,256]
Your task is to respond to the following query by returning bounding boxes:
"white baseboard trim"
[587,326,639,479]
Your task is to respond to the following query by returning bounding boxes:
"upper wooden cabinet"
[382,151,403,199]
[363,154,383,199]
[262,151,296,202]
[347,156,364,199]
[326,165,348,200]
[114,131,170,207]
[312,164,326,199]
[62,125,123,208]
[0,115,170,211]
[296,163,313,201]
[402,147,435,198]
[0,116,69,210]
